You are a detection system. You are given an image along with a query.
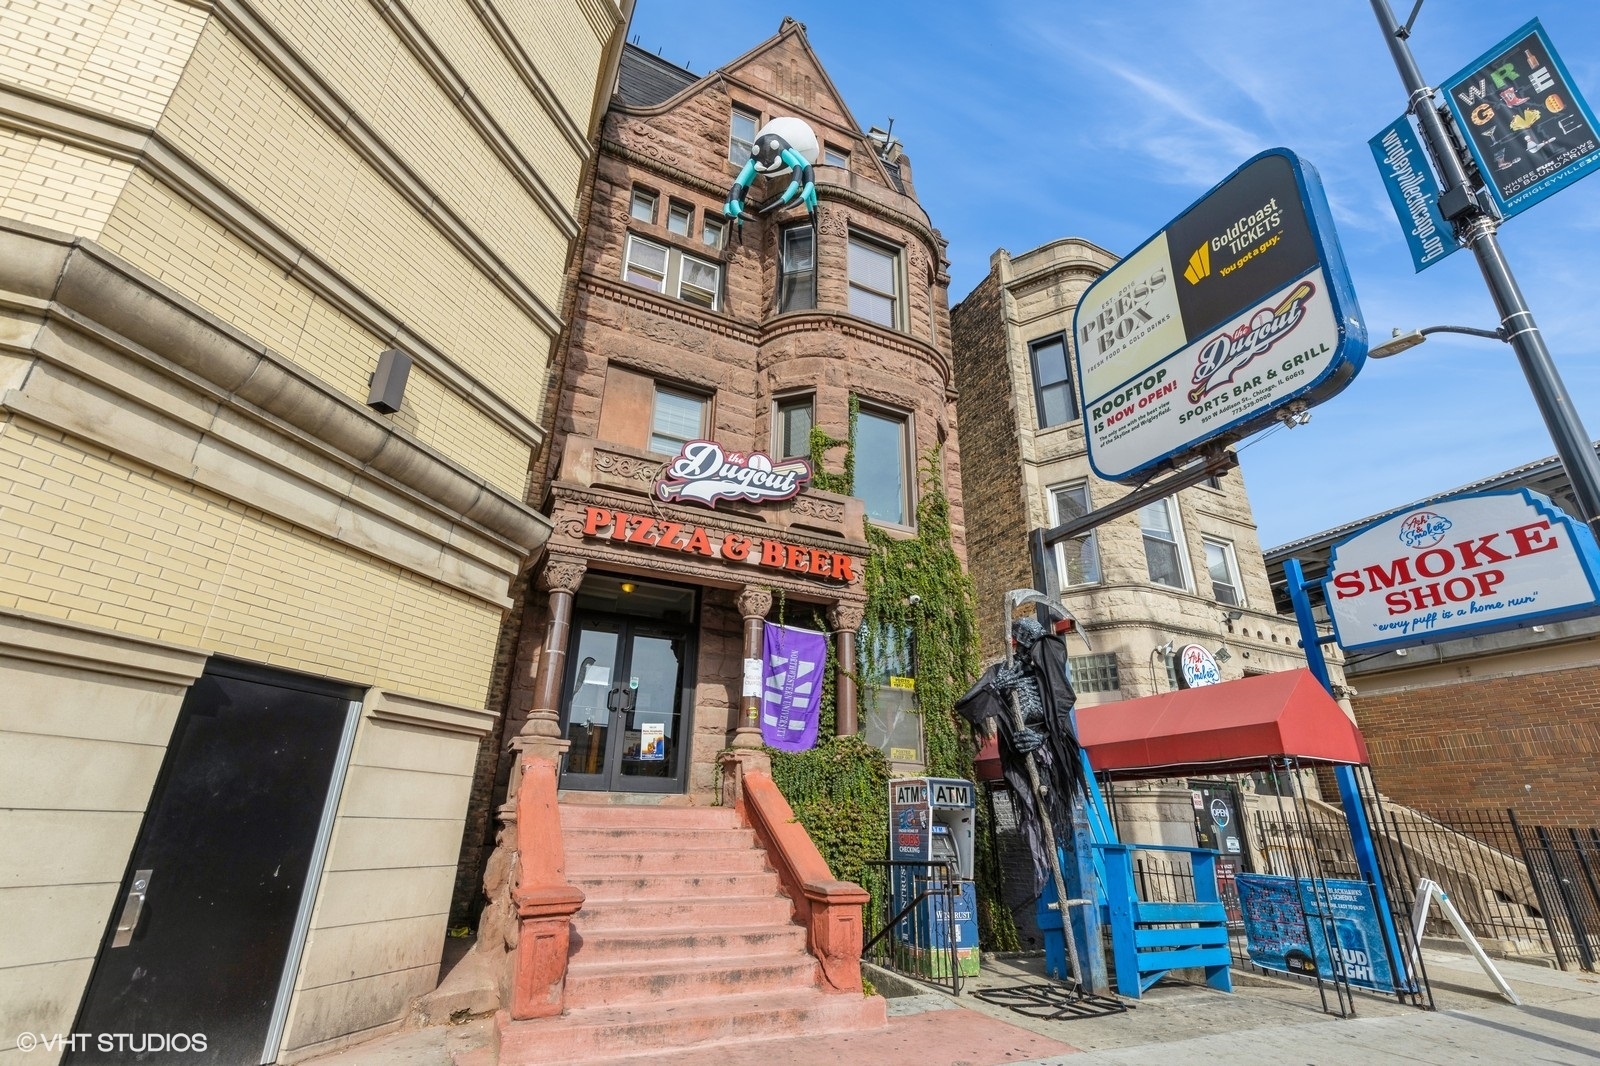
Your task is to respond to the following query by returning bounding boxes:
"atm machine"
[888,777,980,978]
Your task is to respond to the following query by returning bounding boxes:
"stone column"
[731,585,773,749]
[829,602,864,738]
[520,555,587,749]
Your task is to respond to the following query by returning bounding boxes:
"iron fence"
[1253,803,1600,973]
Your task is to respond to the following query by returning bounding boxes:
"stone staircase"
[487,801,885,1064]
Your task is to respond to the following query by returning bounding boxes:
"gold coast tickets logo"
[1188,281,1315,404]
[1184,243,1210,284]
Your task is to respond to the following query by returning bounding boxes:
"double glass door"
[561,612,692,792]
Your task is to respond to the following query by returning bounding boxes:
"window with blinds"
[847,235,899,329]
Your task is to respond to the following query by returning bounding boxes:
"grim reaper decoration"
[956,615,1086,893]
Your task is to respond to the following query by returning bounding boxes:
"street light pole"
[1370,0,1600,541]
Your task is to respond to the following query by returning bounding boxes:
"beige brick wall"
[97,172,531,497]
[0,0,208,126]
[0,131,133,239]
[0,418,501,708]
[148,23,554,415]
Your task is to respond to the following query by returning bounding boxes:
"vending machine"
[887,777,980,978]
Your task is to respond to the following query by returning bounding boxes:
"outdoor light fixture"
[619,581,636,594]
[1213,644,1233,663]
[1219,609,1244,625]
[366,348,412,412]
[1368,324,1507,359]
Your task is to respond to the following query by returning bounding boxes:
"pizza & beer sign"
[1322,489,1600,654]
[580,506,858,583]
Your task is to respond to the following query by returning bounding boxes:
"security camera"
[907,594,922,606]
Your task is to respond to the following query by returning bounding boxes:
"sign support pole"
[1285,558,1412,994]
[1370,0,1600,542]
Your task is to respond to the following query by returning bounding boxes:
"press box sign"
[1074,149,1366,482]
[1323,489,1600,654]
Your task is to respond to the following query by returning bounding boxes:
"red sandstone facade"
[494,20,964,805]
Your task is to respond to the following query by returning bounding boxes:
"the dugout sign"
[1074,149,1366,483]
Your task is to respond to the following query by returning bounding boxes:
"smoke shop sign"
[1323,489,1600,654]
[656,441,811,508]
[581,506,857,583]
[1074,149,1366,483]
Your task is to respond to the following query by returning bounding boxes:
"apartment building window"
[667,201,693,237]
[848,234,899,329]
[779,224,815,312]
[630,188,657,224]
[650,386,709,455]
[823,144,850,168]
[1048,483,1100,587]
[623,234,667,292]
[623,235,722,311]
[1138,497,1189,590]
[855,404,910,525]
[1203,537,1244,607]
[1201,473,1224,490]
[1068,653,1120,694]
[730,106,758,164]
[1029,334,1079,428]
[702,217,725,250]
[775,394,814,459]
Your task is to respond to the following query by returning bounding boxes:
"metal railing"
[1252,804,1600,972]
[861,859,964,995]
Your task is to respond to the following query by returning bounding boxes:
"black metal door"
[67,660,359,1064]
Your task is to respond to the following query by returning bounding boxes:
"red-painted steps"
[488,800,885,1064]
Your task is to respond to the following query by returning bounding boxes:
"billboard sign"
[1322,489,1600,654]
[1443,19,1600,220]
[1369,114,1459,272]
[1074,149,1366,483]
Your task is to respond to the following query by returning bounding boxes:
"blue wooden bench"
[1096,842,1233,997]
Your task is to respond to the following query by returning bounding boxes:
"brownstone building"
[495,20,963,805]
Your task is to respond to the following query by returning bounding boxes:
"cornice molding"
[0,221,551,602]
[0,608,210,689]
[0,81,547,450]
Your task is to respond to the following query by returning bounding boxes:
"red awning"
[975,668,1369,782]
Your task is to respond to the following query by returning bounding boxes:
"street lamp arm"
[1418,324,1507,342]
[1368,323,1508,358]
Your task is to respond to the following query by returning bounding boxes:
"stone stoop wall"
[1354,663,1600,826]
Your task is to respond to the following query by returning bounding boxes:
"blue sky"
[627,1,1600,550]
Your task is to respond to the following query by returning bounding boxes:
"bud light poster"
[759,623,826,752]
[1237,873,1397,993]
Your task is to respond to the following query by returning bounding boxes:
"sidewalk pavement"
[299,947,1600,1066]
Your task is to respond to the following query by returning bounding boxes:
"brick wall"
[949,269,1031,659]
[1355,665,1600,825]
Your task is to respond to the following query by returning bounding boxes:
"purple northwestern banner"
[760,623,826,752]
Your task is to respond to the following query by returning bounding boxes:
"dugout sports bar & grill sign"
[1322,488,1600,655]
[1073,149,1367,482]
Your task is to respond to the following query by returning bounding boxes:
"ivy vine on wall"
[769,404,1020,952]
